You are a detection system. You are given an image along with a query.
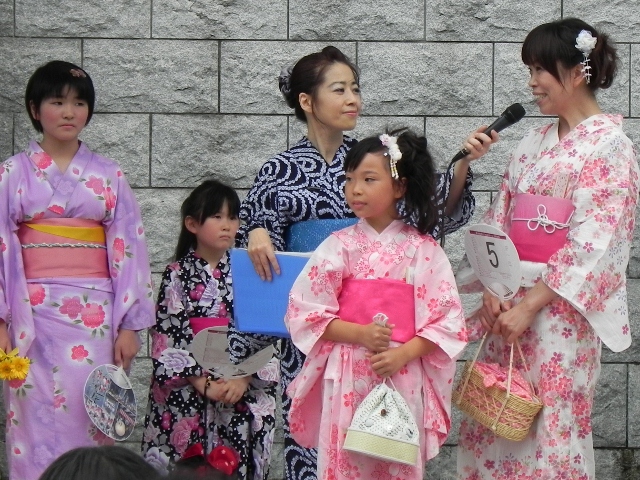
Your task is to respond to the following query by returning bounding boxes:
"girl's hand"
[461,127,499,161]
[114,329,141,370]
[222,376,251,404]
[205,378,228,402]
[477,289,511,332]
[0,321,12,353]
[247,228,280,281]
[370,348,407,378]
[360,323,393,353]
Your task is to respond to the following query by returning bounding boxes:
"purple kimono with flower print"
[456,115,639,480]
[0,141,155,480]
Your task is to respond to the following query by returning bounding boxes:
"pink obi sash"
[336,278,415,343]
[18,218,109,279]
[189,317,228,335]
[509,194,575,263]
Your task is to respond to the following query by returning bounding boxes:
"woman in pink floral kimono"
[285,130,467,480]
[456,18,639,480]
[0,61,155,480]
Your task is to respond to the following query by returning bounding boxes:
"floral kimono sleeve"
[0,159,15,322]
[103,170,154,332]
[413,241,467,363]
[237,158,287,251]
[542,132,639,314]
[285,235,346,356]
[150,266,203,385]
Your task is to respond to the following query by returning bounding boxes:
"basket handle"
[457,332,538,431]
[455,332,489,404]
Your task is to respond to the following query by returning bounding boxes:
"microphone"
[451,103,526,162]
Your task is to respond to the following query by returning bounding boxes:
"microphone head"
[503,103,526,123]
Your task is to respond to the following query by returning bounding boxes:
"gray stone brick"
[595,448,640,479]
[220,41,356,114]
[602,279,640,363]
[0,0,12,36]
[12,112,35,154]
[15,0,150,38]
[151,114,287,188]
[593,363,627,447]
[267,438,284,479]
[564,1,640,43]
[632,45,640,118]
[136,188,189,272]
[128,356,152,446]
[290,0,424,41]
[425,445,457,479]
[629,365,640,447]
[358,43,492,116]
[425,0,559,41]
[0,114,11,161]
[84,40,217,113]
[152,0,287,40]
[0,38,81,112]
[81,114,151,188]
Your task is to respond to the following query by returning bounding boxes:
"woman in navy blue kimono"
[232,46,496,480]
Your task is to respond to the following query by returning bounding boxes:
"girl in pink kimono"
[0,61,155,480]
[285,130,467,480]
[456,19,639,479]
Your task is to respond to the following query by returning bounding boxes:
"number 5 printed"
[486,242,499,268]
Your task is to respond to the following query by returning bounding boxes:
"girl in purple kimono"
[285,130,467,480]
[0,61,155,480]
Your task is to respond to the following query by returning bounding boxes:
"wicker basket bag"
[452,334,543,441]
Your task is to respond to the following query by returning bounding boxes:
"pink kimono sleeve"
[103,169,155,334]
[285,235,346,356]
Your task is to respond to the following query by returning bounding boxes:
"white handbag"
[343,379,420,466]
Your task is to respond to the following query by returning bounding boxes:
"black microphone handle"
[451,115,517,162]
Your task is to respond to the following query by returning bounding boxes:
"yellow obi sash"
[18,218,109,279]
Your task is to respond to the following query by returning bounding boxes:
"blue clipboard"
[231,248,311,337]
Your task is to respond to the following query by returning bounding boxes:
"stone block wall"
[1,1,639,479]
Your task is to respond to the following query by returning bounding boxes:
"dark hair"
[174,179,240,260]
[521,18,618,91]
[25,60,95,132]
[280,46,360,122]
[37,446,160,480]
[344,129,438,235]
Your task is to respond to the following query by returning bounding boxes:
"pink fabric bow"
[473,362,534,401]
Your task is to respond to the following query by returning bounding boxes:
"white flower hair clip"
[379,134,402,179]
[575,30,597,84]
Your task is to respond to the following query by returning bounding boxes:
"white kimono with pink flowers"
[0,141,155,480]
[285,220,467,480]
[456,114,639,480]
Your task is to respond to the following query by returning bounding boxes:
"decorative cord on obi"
[21,243,107,249]
[512,204,574,234]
